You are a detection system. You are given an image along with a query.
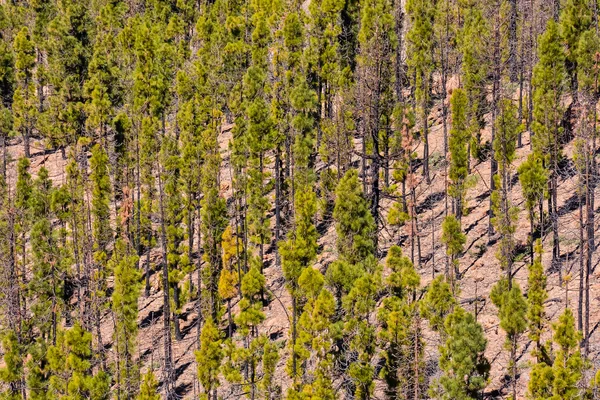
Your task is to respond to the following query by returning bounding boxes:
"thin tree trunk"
[157,164,174,399]
[578,193,584,332]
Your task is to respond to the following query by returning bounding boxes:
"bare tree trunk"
[578,192,584,332]
[508,0,518,82]
[157,164,174,399]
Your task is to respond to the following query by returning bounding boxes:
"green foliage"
[47,324,111,400]
[577,30,600,92]
[493,100,520,173]
[459,0,489,156]
[406,0,435,112]
[518,154,548,220]
[448,88,469,214]
[0,330,23,400]
[528,308,583,400]
[110,239,141,397]
[237,265,266,336]
[12,27,36,156]
[532,20,565,158]
[559,0,590,78]
[333,169,375,264]
[495,283,528,387]
[137,370,160,400]
[195,318,223,398]
[90,143,112,257]
[527,240,549,360]
[385,245,420,298]
[421,276,456,335]
[441,215,465,259]
[436,307,489,399]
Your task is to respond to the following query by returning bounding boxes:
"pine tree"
[14,157,32,330]
[344,269,381,400]
[551,308,583,399]
[90,144,112,258]
[200,121,228,321]
[0,35,14,177]
[12,27,36,158]
[356,0,396,247]
[421,276,456,335]
[111,239,141,399]
[195,318,223,399]
[245,0,274,265]
[279,161,318,386]
[297,284,336,400]
[528,308,583,399]
[378,246,423,399]
[491,99,520,284]
[406,0,436,180]
[435,306,490,399]
[237,265,266,338]
[448,88,470,221]
[559,0,591,93]
[494,283,528,399]
[47,323,110,399]
[29,167,62,344]
[90,143,112,366]
[44,0,92,153]
[531,19,566,277]
[459,0,490,163]
[575,27,599,355]
[527,240,549,363]
[219,227,240,338]
[518,154,548,259]
[333,169,375,264]
[0,330,24,400]
[137,370,160,400]
[441,215,465,288]
[161,135,187,341]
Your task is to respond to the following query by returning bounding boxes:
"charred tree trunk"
[157,165,174,399]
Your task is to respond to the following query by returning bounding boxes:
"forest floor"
[5,83,600,399]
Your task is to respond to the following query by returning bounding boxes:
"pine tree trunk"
[585,123,595,355]
[371,118,380,257]
[1,132,6,179]
[197,205,203,347]
[422,111,429,182]
[578,193,584,332]
[508,0,518,82]
[145,209,152,297]
[174,285,182,341]
[275,147,281,268]
[157,166,174,399]
[291,295,297,385]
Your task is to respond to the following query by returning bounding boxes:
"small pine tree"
[137,370,161,400]
[111,239,141,398]
[532,19,566,274]
[195,318,223,399]
[494,283,528,399]
[0,330,24,399]
[491,99,520,284]
[441,215,465,287]
[527,240,549,363]
[436,307,490,399]
[12,27,36,158]
[448,88,470,220]
[518,155,548,257]
[421,276,456,336]
[333,169,375,264]
[528,308,583,399]
[47,323,110,399]
[551,308,583,399]
[236,265,266,338]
